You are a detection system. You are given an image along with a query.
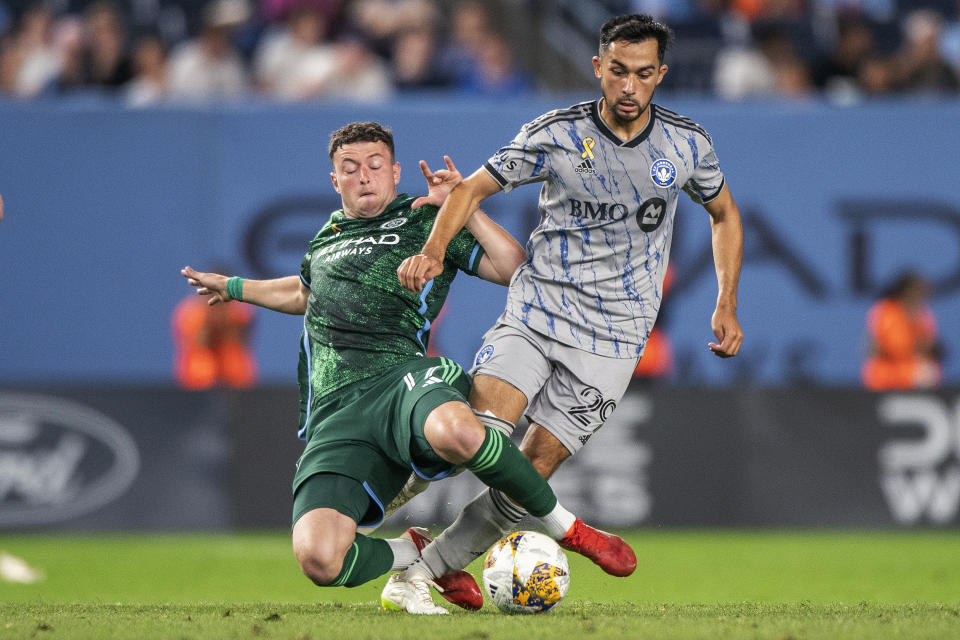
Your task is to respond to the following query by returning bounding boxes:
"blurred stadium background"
[0,0,959,544]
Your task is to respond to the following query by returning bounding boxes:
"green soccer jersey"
[296,194,485,437]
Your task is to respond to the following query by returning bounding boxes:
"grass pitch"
[1,530,958,639]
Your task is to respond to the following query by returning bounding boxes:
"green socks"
[464,427,558,517]
[329,534,393,588]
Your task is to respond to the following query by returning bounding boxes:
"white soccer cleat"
[380,572,450,615]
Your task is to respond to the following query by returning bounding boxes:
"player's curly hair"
[599,14,674,63]
[328,122,395,160]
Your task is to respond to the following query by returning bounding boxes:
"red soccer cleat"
[403,527,484,610]
[558,518,637,577]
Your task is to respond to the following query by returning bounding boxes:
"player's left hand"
[709,305,743,358]
[411,156,462,209]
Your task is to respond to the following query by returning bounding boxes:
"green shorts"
[292,356,470,528]
[292,472,375,527]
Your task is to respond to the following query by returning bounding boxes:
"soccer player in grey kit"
[393,13,744,598]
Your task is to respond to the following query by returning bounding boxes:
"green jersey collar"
[330,194,414,224]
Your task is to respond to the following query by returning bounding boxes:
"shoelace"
[405,560,446,594]
[411,576,445,607]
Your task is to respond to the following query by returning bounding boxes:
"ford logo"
[0,393,140,526]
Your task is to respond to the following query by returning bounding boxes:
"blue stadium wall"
[1,97,959,387]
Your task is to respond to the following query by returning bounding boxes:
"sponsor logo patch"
[574,159,595,175]
[637,197,668,232]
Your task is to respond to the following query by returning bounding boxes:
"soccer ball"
[482,531,570,614]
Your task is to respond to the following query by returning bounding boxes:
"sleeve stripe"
[700,177,725,203]
[300,274,310,287]
[468,242,485,273]
[483,161,509,187]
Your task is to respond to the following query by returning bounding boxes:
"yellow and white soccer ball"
[482,530,570,614]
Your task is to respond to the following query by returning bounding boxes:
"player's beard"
[610,97,646,124]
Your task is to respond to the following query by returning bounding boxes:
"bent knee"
[426,404,486,463]
[295,545,345,586]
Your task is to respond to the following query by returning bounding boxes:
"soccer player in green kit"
[181,122,634,615]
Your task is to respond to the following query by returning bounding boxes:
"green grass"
[1,530,958,639]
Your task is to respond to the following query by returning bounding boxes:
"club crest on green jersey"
[650,159,677,187]
[380,217,407,230]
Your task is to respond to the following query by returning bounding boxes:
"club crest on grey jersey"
[650,158,677,187]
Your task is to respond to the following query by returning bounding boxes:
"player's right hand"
[397,254,443,293]
[708,305,743,358]
[412,156,462,210]
[181,266,229,305]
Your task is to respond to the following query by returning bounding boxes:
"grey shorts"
[469,321,638,454]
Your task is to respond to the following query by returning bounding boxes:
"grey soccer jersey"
[483,99,724,359]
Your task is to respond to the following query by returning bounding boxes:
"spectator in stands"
[455,32,534,97]
[168,0,250,101]
[891,9,958,92]
[0,36,15,95]
[2,2,59,98]
[627,0,699,22]
[442,0,492,82]
[253,3,338,100]
[390,24,451,91]
[319,34,393,101]
[124,32,168,106]
[47,14,84,92]
[943,5,960,74]
[173,268,258,390]
[857,54,897,94]
[808,0,896,23]
[714,22,811,99]
[862,271,942,391]
[52,2,132,95]
[79,1,131,89]
[259,0,339,27]
[811,18,875,99]
[346,0,437,59]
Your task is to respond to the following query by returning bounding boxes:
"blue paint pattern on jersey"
[484,100,724,358]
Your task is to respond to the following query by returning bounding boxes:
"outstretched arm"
[181,266,309,315]
[703,183,744,357]
[398,168,503,293]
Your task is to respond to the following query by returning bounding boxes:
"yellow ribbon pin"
[581,137,596,160]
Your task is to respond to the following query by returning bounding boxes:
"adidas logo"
[574,158,596,174]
